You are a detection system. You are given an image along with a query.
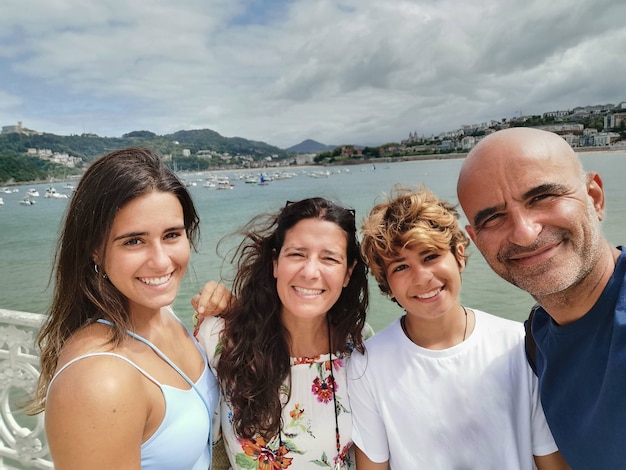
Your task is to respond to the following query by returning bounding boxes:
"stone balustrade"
[0,308,52,469]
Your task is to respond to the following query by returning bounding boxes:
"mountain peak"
[287,139,336,153]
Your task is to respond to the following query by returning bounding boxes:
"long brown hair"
[29,147,199,414]
[217,197,369,440]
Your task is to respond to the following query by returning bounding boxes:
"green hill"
[0,128,292,183]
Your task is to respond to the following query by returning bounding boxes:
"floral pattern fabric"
[197,317,373,470]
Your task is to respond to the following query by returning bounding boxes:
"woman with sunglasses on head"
[196,197,371,470]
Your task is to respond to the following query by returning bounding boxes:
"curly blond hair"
[360,185,469,296]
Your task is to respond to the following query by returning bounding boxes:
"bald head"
[457,128,582,209]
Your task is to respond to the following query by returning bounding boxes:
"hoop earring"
[94,264,108,279]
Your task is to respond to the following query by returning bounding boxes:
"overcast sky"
[1,0,624,149]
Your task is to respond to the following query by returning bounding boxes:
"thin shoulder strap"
[524,304,539,375]
[164,306,209,361]
[47,352,160,394]
[96,318,213,415]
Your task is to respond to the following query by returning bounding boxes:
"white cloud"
[0,0,624,148]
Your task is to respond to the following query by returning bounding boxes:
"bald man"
[457,127,625,468]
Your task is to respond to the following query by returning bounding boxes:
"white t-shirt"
[347,309,557,470]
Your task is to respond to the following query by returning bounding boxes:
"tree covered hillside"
[0,128,291,183]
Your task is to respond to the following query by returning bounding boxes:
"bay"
[1,152,625,334]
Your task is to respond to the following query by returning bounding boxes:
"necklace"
[278,316,342,469]
[461,305,468,341]
[327,317,342,469]
[401,306,469,344]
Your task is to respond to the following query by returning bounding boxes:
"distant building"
[402,131,422,145]
[461,135,476,150]
[26,147,82,167]
[340,146,362,157]
[543,110,570,119]
[196,150,214,158]
[571,104,615,118]
[561,134,580,147]
[49,152,81,168]
[461,121,499,134]
[583,128,599,137]
[536,123,584,134]
[438,140,454,151]
[295,153,316,165]
[438,129,463,140]
[594,132,621,146]
[604,113,626,130]
[1,121,40,136]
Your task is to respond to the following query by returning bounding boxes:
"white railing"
[0,308,53,469]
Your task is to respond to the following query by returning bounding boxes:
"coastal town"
[357,100,626,160]
[1,100,626,173]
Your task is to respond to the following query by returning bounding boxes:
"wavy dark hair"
[217,197,369,440]
[30,147,199,414]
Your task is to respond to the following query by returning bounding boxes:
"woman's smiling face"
[273,218,354,323]
[100,191,190,317]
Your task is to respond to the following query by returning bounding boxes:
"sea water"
[1,153,625,333]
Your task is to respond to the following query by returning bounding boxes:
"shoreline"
[326,145,626,166]
[2,147,624,186]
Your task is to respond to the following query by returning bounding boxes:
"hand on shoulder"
[192,281,234,335]
[192,281,234,316]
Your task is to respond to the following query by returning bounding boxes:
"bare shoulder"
[47,321,150,437]
[47,349,149,419]
[55,321,116,365]
[45,350,150,468]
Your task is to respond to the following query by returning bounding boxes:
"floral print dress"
[197,316,373,470]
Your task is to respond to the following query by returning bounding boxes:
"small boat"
[215,179,234,190]
[27,189,40,197]
[19,196,36,206]
[1,187,12,194]
[272,172,294,180]
[0,197,4,206]
[257,174,269,186]
[308,170,331,178]
[44,186,69,199]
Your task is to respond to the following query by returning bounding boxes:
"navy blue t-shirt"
[532,247,626,469]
